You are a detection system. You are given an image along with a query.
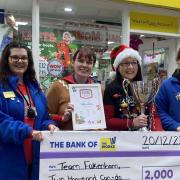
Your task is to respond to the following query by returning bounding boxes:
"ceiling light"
[108,41,115,45]
[16,21,28,26]
[64,7,72,12]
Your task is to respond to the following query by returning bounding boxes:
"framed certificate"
[69,84,106,130]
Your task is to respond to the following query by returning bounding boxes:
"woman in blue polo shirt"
[0,42,58,180]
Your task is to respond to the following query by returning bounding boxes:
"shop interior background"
[0,0,180,92]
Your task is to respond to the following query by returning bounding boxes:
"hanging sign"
[130,12,179,33]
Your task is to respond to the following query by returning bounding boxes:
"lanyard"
[17,85,32,107]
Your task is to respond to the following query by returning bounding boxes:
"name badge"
[3,91,16,98]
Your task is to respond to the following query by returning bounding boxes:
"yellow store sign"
[130,12,178,33]
[113,0,180,10]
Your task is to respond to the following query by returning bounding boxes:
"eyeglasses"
[9,55,28,62]
[120,61,138,67]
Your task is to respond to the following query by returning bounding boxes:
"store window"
[0,11,122,92]
[17,18,122,92]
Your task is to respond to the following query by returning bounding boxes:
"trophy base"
[139,127,149,131]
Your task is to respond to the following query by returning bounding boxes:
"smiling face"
[8,48,29,79]
[73,49,95,83]
[118,57,139,81]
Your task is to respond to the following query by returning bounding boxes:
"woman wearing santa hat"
[103,44,163,131]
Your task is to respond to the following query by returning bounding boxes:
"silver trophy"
[132,78,159,131]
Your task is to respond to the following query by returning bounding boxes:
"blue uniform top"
[155,76,180,131]
[0,75,57,180]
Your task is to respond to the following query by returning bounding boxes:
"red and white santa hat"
[110,44,142,71]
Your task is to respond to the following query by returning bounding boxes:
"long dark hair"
[0,41,37,84]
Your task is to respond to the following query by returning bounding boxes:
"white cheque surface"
[40,131,180,180]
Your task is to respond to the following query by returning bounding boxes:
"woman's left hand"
[62,103,74,123]
[132,114,148,128]
[32,130,44,141]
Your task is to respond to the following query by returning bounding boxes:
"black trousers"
[28,164,32,180]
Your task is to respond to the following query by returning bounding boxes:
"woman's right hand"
[31,130,44,141]
[132,114,148,129]
[62,103,74,123]
[176,126,180,131]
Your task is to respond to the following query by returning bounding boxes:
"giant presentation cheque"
[40,131,180,180]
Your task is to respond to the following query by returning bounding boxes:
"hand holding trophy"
[132,63,159,131]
